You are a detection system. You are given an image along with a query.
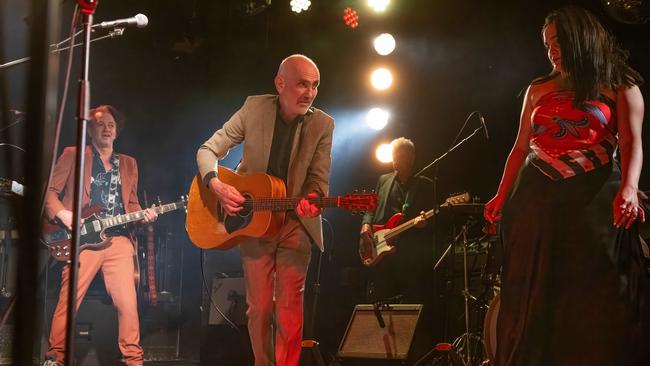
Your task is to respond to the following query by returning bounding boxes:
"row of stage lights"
[287,0,397,162]
[365,1,397,163]
[289,0,390,14]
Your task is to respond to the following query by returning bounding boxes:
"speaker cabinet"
[207,277,246,326]
[338,304,422,360]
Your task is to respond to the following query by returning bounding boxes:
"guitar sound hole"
[224,194,253,234]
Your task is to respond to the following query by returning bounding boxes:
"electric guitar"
[185,166,377,250]
[359,192,470,267]
[42,197,187,261]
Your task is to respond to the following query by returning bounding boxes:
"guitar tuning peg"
[353,189,358,193]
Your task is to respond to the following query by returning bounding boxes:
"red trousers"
[47,236,143,366]
[240,217,312,366]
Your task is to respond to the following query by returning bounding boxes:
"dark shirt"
[266,108,299,184]
[376,178,409,225]
[89,147,127,236]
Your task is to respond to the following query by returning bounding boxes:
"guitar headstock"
[443,192,470,206]
[339,193,378,213]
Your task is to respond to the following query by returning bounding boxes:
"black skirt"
[495,162,647,366]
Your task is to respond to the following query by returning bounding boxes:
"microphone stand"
[412,120,485,366]
[372,294,404,329]
[301,247,326,366]
[0,28,124,70]
[64,2,97,365]
[413,125,484,179]
[372,301,386,328]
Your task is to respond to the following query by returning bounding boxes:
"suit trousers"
[47,236,143,366]
[240,216,312,366]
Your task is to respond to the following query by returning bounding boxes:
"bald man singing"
[197,54,334,366]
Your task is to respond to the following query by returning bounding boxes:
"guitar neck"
[243,197,343,212]
[384,208,436,239]
[381,194,469,240]
[100,201,184,228]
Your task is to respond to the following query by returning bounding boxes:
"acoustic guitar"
[359,192,470,267]
[185,166,377,250]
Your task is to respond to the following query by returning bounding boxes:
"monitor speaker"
[338,304,422,360]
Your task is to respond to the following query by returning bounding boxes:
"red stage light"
[343,7,359,28]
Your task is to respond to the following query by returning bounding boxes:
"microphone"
[94,13,148,29]
[373,302,386,328]
[480,114,489,140]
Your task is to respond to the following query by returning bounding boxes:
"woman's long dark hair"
[542,6,643,104]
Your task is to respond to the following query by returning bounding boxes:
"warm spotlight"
[368,0,390,12]
[370,68,393,90]
[373,33,396,55]
[290,0,311,13]
[343,7,360,28]
[366,108,389,130]
[376,143,393,163]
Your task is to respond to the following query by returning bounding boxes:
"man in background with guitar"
[359,137,434,357]
[196,54,333,366]
[43,105,157,366]
[360,137,434,303]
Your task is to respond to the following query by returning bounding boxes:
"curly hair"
[88,105,126,134]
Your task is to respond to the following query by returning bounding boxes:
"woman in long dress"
[484,6,647,366]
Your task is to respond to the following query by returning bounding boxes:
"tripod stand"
[301,245,326,366]
[429,216,487,366]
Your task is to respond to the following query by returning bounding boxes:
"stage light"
[376,143,393,163]
[343,7,359,28]
[366,108,389,130]
[370,67,393,90]
[368,0,390,13]
[373,33,396,55]
[290,0,311,13]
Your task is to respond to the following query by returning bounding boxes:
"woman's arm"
[484,85,535,223]
[613,84,645,228]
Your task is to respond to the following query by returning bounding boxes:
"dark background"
[1,0,649,364]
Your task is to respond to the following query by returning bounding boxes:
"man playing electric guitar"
[359,137,434,361]
[43,105,157,366]
[360,137,435,302]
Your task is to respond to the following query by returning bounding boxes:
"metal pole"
[63,2,96,364]
[461,225,471,365]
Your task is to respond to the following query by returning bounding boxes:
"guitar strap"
[105,154,121,217]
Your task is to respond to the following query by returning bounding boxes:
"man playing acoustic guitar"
[43,105,157,366]
[196,54,334,366]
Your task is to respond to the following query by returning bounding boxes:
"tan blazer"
[45,146,142,221]
[197,94,334,250]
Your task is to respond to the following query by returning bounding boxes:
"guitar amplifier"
[338,304,422,360]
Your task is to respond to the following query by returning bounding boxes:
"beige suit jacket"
[196,94,334,251]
